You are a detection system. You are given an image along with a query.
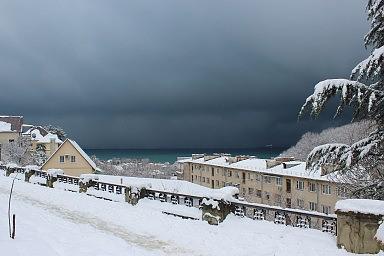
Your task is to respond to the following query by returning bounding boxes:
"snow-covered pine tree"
[33,144,48,166]
[43,124,67,141]
[299,0,384,199]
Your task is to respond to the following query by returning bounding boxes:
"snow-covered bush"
[299,0,384,199]
[1,137,33,166]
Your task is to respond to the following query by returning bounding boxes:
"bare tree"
[2,137,33,166]
[280,120,376,161]
[92,156,178,179]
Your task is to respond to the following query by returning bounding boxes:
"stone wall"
[336,211,383,254]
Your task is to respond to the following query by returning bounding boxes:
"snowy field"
[0,175,382,256]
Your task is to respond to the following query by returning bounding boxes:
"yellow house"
[41,139,98,177]
[22,126,62,157]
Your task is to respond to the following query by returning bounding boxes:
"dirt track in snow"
[0,186,200,256]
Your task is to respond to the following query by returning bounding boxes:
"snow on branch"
[351,46,384,81]
[299,79,384,122]
[306,130,384,172]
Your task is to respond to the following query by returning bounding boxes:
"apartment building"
[179,154,347,214]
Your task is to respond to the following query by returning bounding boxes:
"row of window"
[245,189,332,214]
[192,165,339,194]
[59,155,76,163]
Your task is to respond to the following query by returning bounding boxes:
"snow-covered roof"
[0,116,23,132]
[24,128,62,144]
[42,139,97,171]
[97,175,239,201]
[335,199,384,216]
[68,139,97,170]
[0,121,12,132]
[180,156,332,181]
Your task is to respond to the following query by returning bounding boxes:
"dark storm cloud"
[0,0,369,148]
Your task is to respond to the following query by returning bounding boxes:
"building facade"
[22,126,62,157]
[0,116,23,161]
[41,139,98,177]
[180,155,347,214]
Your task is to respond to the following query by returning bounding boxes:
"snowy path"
[0,175,381,256]
[0,186,195,256]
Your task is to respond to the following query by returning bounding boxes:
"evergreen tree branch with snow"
[299,0,384,199]
[43,125,67,141]
[280,120,376,161]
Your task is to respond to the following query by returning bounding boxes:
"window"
[216,180,219,186]
[191,175,194,182]
[322,205,331,214]
[264,192,271,200]
[228,170,232,177]
[275,194,282,204]
[322,184,331,195]
[70,156,76,162]
[256,190,262,198]
[264,176,272,183]
[276,177,282,186]
[247,173,251,180]
[296,180,304,190]
[337,187,348,198]
[297,199,304,209]
[308,182,317,192]
[309,202,317,211]
[206,178,210,183]
[242,188,246,195]
[255,174,260,181]
[59,156,65,163]
[248,187,254,195]
[202,177,205,182]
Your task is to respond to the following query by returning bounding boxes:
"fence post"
[24,170,35,182]
[125,187,145,205]
[201,199,234,225]
[46,175,57,188]
[6,167,14,177]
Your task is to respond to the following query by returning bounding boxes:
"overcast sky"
[0,0,369,149]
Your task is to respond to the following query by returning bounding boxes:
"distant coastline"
[84,147,287,163]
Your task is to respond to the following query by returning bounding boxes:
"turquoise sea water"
[84,147,287,163]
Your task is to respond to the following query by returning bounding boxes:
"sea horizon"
[84,146,288,163]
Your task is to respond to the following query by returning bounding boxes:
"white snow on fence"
[335,199,384,216]
[97,175,239,201]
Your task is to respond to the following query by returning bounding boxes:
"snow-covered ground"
[0,175,382,256]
